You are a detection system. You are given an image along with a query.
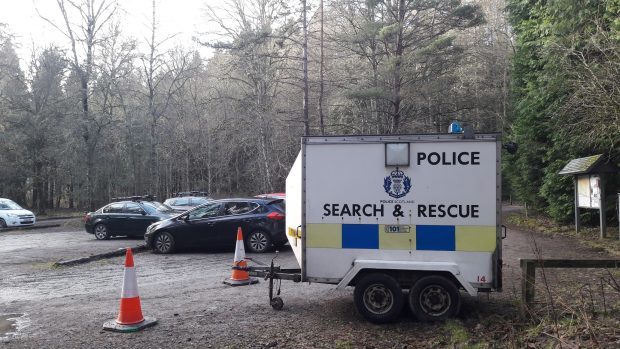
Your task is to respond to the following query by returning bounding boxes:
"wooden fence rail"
[520,259,620,309]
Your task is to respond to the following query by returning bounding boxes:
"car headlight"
[7,213,18,217]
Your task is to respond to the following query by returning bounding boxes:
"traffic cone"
[103,248,157,332]
[223,227,258,286]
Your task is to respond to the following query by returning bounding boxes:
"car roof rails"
[173,191,209,197]
[266,198,284,205]
[111,194,157,202]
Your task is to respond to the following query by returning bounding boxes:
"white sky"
[0,0,214,65]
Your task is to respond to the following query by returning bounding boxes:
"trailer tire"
[408,275,460,322]
[354,273,403,324]
[271,297,284,310]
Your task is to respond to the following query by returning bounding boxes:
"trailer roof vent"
[385,143,409,167]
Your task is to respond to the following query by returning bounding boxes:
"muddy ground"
[1,211,619,348]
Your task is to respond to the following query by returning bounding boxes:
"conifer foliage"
[505,0,620,221]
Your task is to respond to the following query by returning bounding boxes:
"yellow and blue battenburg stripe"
[305,224,496,252]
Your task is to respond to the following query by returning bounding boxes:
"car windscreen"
[173,198,190,206]
[0,200,22,210]
[124,202,144,214]
[142,201,171,214]
[192,197,210,205]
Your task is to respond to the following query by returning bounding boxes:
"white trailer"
[251,133,503,323]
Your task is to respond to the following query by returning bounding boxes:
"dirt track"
[1,215,619,348]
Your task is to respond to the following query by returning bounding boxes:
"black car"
[144,198,286,254]
[84,197,174,240]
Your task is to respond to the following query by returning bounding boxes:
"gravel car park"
[3,212,620,348]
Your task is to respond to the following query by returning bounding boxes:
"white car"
[0,198,36,228]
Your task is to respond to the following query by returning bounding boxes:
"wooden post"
[599,175,606,239]
[574,176,580,233]
[520,259,536,307]
[519,259,620,314]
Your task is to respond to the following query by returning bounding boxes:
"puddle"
[0,313,29,340]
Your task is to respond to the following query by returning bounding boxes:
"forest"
[0,0,618,222]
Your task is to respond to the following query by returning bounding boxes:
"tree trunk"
[317,0,325,135]
[390,0,406,134]
[302,0,310,136]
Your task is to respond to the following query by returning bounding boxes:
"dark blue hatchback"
[144,198,286,254]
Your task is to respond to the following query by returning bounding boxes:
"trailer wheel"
[354,273,404,324]
[408,275,460,322]
[270,297,284,310]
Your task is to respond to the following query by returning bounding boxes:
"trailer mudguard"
[335,260,478,297]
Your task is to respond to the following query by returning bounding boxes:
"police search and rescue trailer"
[250,133,504,323]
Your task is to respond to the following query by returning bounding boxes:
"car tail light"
[84,214,91,223]
[267,211,285,221]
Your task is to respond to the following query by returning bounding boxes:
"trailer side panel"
[303,136,500,290]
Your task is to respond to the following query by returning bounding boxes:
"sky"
[0,0,214,65]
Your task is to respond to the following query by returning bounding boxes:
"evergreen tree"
[506,0,620,221]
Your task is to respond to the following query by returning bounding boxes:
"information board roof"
[559,154,605,175]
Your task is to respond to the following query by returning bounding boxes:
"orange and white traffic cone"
[103,248,157,332]
[223,227,258,286]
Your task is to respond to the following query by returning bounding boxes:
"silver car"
[0,198,36,228]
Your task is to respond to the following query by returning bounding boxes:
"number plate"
[384,225,411,233]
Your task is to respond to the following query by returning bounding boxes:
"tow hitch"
[248,251,301,310]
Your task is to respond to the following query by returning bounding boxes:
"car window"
[141,202,158,214]
[124,202,144,214]
[254,204,269,214]
[103,203,124,213]
[0,200,22,210]
[144,201,172,213]
[224,202,259,215]
[270,202,285,212]
[188,203,221,220]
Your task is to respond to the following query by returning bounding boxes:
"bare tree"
[141,0,193,197]
[40,0,118,209]
[201,0,299,192]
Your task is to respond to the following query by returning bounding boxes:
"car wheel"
[408,275,461,322]
[246,230,272,253]
[0,218,6,229]
[154,231,175,254]
[94,223,110,240]
[354,273,404,324]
